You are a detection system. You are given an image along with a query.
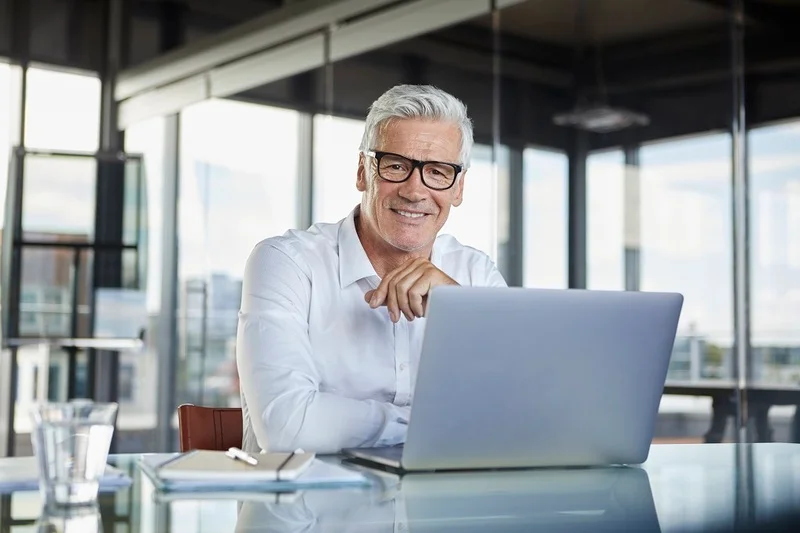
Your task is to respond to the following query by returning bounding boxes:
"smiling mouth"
[392,209,430,219]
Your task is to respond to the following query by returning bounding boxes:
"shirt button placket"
[394,319,411,405]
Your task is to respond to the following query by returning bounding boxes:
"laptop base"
[342,445,405,470]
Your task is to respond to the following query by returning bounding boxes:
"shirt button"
[400,363,407,372]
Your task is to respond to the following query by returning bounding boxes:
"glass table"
[2,443,800,532]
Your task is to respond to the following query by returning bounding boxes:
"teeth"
[396,210,426,219]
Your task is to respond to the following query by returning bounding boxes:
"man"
[236,84,506,454]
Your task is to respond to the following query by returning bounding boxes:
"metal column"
[0,0,30,458]
[730,0,752,443]
[155,114,181,452]
[505,147,524,287]
[567,131,588,289]
[90,0,128,428]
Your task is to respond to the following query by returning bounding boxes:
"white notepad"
[157,450,315,481]
[140,452,369,493]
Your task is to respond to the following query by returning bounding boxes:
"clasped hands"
[364,258,457,323]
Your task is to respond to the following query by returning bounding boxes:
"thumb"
[364,289,375,302]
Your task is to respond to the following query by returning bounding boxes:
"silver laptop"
[344,286,683,471]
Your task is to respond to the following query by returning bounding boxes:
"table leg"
[793,406,800,443]
[751,402,773,442]
[704,394,734,443]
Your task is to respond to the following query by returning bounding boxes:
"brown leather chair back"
[177,404,243,452]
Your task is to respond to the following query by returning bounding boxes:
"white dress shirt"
[236,206,507,454]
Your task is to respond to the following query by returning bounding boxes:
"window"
[640,134,733,380]
[749,121,800,386]
[21,153,97,241]
[312,115,364,224]
[47,363,60,402]
[24,66,101,152]
[523,147,568,288]
[178,99,301,408]
[122,116,167,448]
[119,363,135,401]
[587,150,625,290]
[125,117,165,316]
[587,135,733,379]
[441,143,506,260]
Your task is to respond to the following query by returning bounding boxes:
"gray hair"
[359,84,474,167]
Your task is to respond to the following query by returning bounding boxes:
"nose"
[397,167,427,202]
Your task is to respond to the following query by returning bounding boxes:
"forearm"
[264,390,409,453]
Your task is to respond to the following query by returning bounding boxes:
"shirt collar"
[337,205,445,289]
[338,206,379,289]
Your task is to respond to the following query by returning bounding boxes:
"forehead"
[375,118,461,161]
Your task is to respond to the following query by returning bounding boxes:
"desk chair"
[177,403,243,452]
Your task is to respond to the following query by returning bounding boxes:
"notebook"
[157,450,315,481]
[140,452,369,493]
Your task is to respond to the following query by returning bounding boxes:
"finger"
[371,267,402,315]
[370,258,416,308]
[386,275,400,322]
[410,265,454,316]
[369,276,391,308]
[394,268,426,321]
[385,259,423,321]
[408,278,429,318]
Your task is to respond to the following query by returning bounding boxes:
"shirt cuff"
[375,405,410,447]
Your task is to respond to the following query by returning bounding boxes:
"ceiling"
[483,0,800,46]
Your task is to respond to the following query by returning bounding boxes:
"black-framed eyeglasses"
[363,150,463,191]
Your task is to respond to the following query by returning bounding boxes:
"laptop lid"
[401,287,683,471]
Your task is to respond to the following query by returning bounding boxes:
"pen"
[156,449,198,472]
[226,447,259,466]
[275,451,296,481]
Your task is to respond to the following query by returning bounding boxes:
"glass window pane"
[178,99,300,408]
[750,121,800,391]
[312,115,364,224]
[121,248,139,290]
[523,147,568,288]
[19,247,91,338]
[125,117,164,316]
[24,66,101,152]
[640,133,733,380]
[120,116,164,452]
[22,154,96,241]
[441,144,506,260]
[13,347,88,453]
[123,158,144,247]
[587,150,625,291]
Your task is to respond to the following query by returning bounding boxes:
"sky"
[1,63,798,346]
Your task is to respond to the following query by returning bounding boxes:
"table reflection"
[5,444,800,533]
[234,466,662,533]
[35,504,103,533]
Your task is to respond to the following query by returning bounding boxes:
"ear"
[356,153,367,192]
[451,170,465,207]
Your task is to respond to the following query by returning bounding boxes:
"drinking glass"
[30,400,118,508]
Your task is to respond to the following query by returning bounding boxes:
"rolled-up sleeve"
[236,242,408,454]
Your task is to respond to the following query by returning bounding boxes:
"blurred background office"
[0,0,798,457]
